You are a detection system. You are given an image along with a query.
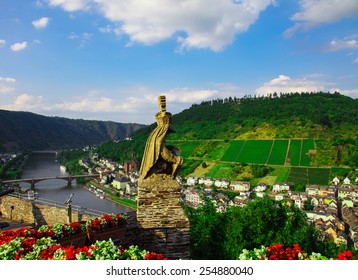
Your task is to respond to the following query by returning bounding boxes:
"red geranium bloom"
[144,252,169,260]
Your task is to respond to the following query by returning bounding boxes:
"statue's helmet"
[155,111,175,133]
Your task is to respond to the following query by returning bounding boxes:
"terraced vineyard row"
[221,139,315,167]
[168,139,349,185]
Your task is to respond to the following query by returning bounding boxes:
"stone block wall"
[136,174,190,259]
[0,196,96,227]
[1,188,191,260]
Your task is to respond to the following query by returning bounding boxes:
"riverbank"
[86,180,137,210]
[0,152,29,181]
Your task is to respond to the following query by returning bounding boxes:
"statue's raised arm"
[139,95,183,179]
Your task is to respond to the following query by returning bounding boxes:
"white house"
[186,176,198,186]
[185,191,202,207]
[198,177,205,185]
[306,211,336,222]
[203,178,214,187]
[112,176,130,191]
[343,177,351,185]
[255,192,266,198]
[254,183,267,192]
[214,179,230,188]
[332,177,340,186]
[272,183,290,193]
[230,181,250,192]
[306,185,320,196]
[311,197,319,207]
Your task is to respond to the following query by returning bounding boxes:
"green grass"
[111,196,137,209]
[308,168,330,185]
[179,159,202,177]
[286,167,308,184]
[271,167,290,183]
[221,140,245,162]
[173,138,346,186]
[167,141,200,158]
[300,139,315,166]
[237,140,272,164]
[288,140,302,166]
[267,140,289,165]
[285,167,330,185]
[206,162,236,179]
[331,167,350,179]
[190,141,220,159]
[205,141,229,161]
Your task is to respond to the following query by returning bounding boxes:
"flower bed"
[38,221,87,248]
[86,214,127,244]
[86,213,126,231]
[239,243,357,260]
[0,213,168,260]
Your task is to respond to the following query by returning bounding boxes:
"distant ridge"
[0,109,146,152]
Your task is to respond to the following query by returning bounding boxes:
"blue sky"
[0,0,357,124]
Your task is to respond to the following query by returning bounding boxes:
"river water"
[19,152,132,214]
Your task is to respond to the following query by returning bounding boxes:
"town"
[69,150,358,251]
[2,149,358,251]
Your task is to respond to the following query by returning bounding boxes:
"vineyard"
[221,139,315,167]
[168,138,351,185]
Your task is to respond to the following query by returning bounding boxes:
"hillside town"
[2,149,357,251]
[76,151,358,251]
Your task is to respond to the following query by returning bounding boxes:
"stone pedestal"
[136,174,190,259]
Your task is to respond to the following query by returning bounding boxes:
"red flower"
[89,218,102,231]
[267,243,301,260]
[40,245,63,260]
[145,252,169,260]
[337,250,354,260]
[62,246,76,260]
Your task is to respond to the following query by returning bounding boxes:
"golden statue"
[139,96,183,179]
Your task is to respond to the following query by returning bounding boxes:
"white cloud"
[329,88,358,98]
[32,17,51,29]
[285,0,358,37]
[160,88,218,103]
[0,77,16,83]
[327,36,358,51]
[46,0,276,51]
[47,0,91,12]
[0,39,6,47]
[353,57,358,63]
[291,0,358,24]
[0,77,16,94]
[3,94,46,110]
[10,42,28,52]
[54,97,122,112]
[68,32,93,47]
[0,83,246,123]
[256,74,325,95]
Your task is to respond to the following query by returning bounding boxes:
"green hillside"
[95,92,358,184]
[0,109,145,152]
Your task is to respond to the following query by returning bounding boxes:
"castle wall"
[136,175,190,259]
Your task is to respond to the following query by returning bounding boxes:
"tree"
[186,197,336,259]
[184,200,226,259]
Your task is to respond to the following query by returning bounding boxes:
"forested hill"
[94,92,357,164]
[0,109,145,152]
[170,91,357,140]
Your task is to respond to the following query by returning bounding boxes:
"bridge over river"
[1,174,101,189]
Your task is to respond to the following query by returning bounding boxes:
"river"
[19,152,132,214]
